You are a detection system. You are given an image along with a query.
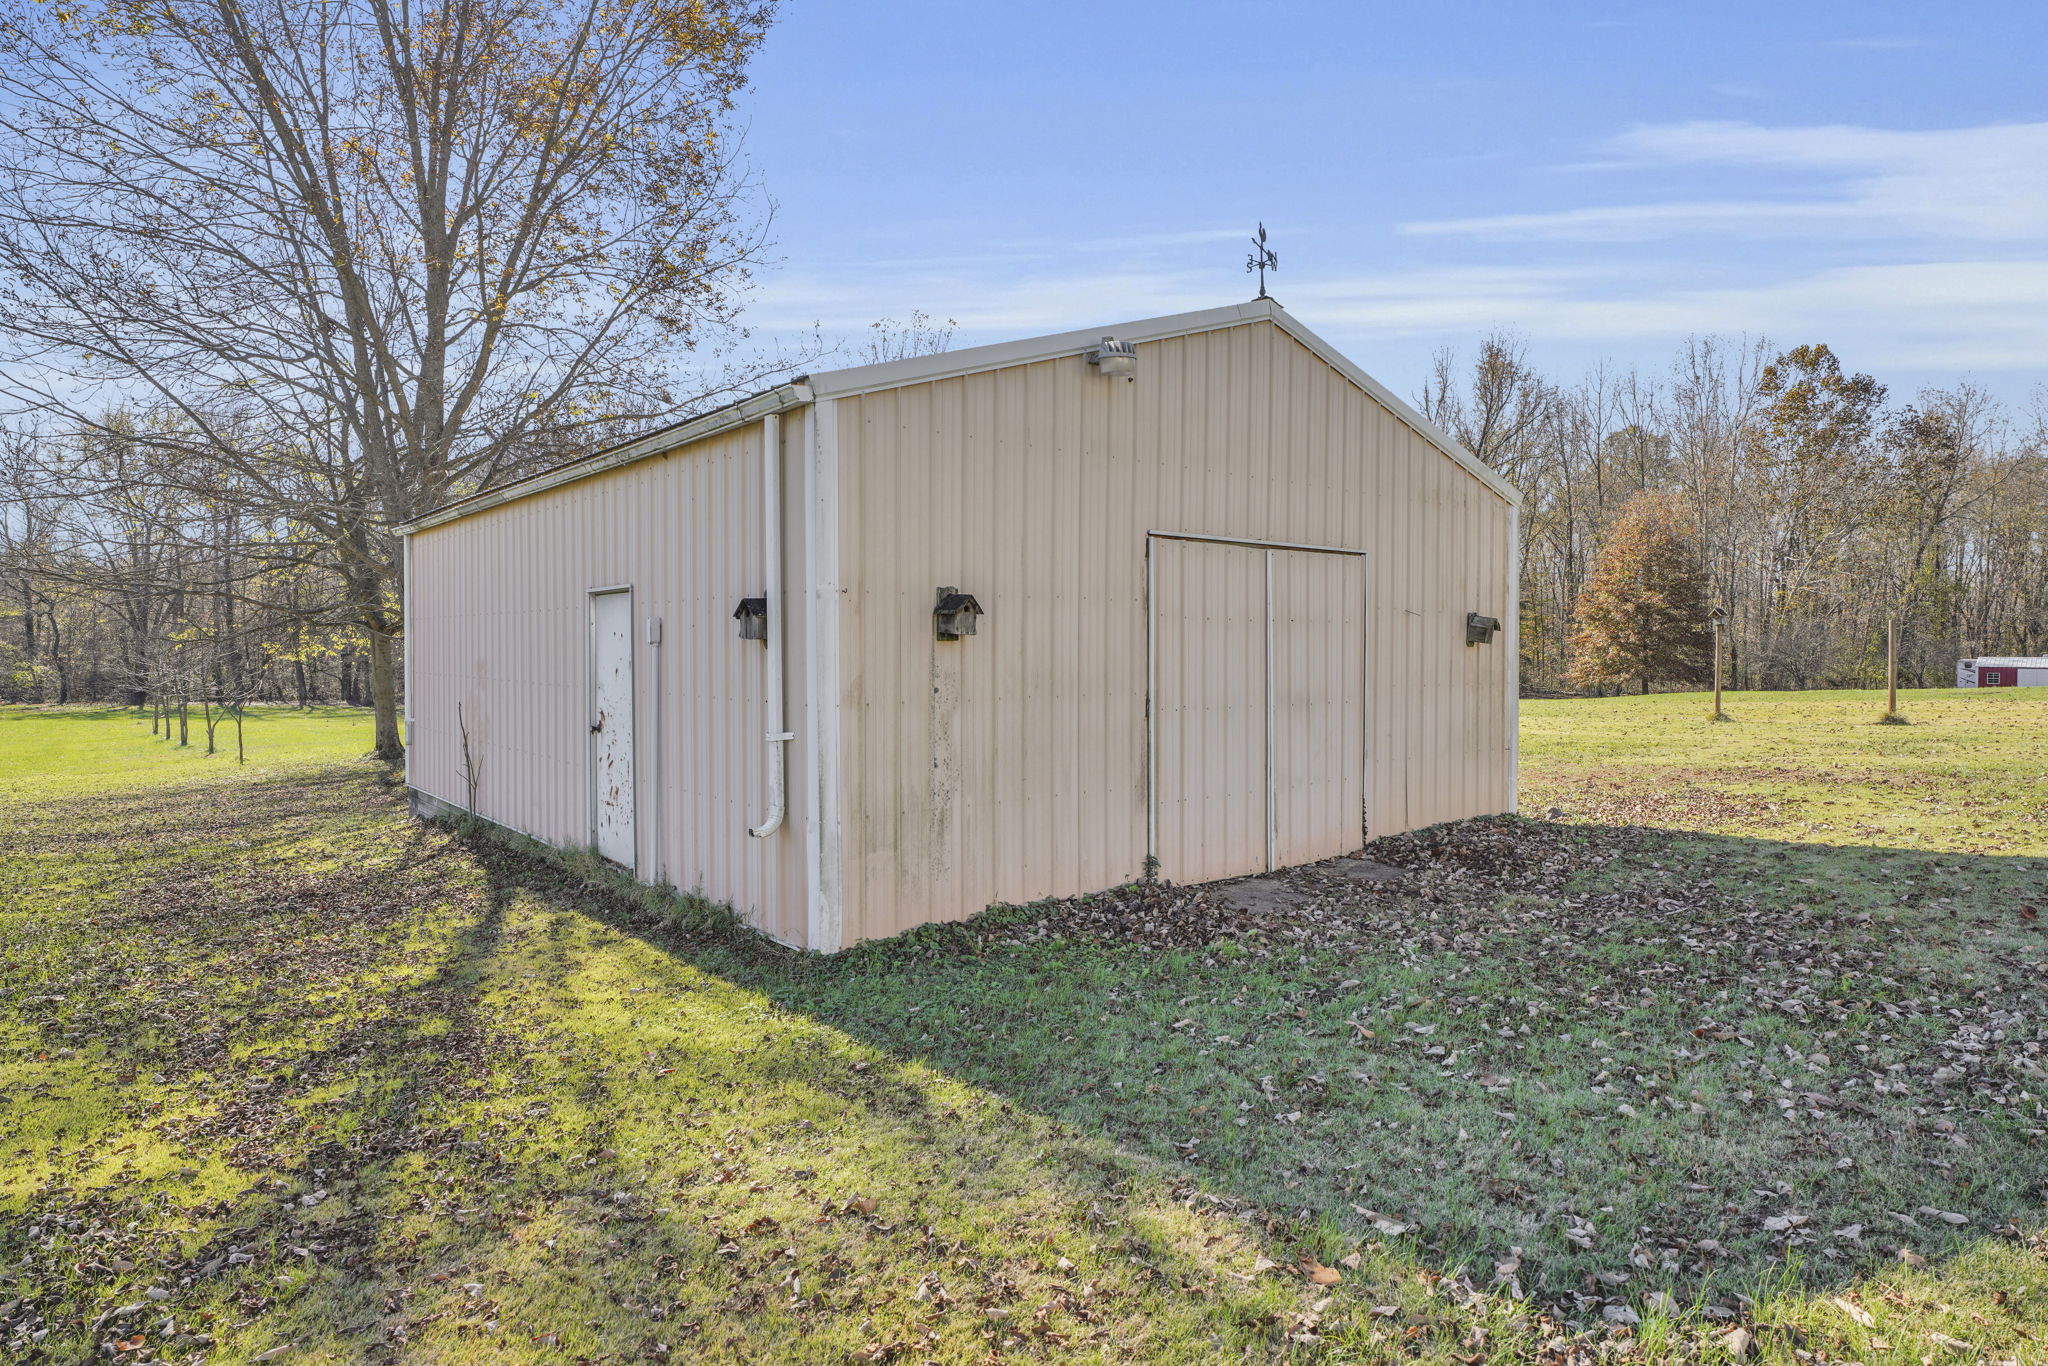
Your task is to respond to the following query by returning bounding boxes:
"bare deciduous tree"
[0,0,780,755]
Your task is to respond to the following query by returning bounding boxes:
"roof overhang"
[395,381,813,535]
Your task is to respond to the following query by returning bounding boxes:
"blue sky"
[737,1,2047,407]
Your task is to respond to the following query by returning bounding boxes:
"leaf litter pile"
[4,736,2046,1363]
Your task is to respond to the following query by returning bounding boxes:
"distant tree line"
[1421,336,2047,694]
[0,421,390,712]
[8,329,2040,713]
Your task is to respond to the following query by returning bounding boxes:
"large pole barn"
[399,299,1521,950]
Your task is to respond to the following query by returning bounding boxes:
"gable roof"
[398,297,1516,534]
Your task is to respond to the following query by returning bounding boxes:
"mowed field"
[1,691,2043,1364]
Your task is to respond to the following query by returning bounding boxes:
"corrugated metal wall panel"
[833,320,1514,944]
[406,420,811,945]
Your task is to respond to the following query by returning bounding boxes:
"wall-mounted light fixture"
[1086,336,1137,382]
[934,587,983,640]
[1466,612,1501,646]
[733,596,768,642]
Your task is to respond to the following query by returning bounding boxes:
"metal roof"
[1966,657,2048,668]
[396,297,1516,535]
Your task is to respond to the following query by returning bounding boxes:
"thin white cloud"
[749,119,2048,383]
[749,255,2048,376]
[746,266,1220,338]
[1404,120,2048,243]
[748,228,1261,338]
[1299,260,2048,371]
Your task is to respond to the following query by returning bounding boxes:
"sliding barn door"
[1152,539,1269,884]
[1150,537,1365,885]
[1269,548,1368,868]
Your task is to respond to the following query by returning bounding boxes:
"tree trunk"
[367,624,403,760]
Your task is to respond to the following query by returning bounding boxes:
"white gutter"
[749,411,793,838]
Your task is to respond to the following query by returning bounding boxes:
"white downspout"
[749,412,793,838]
[401,532,413,790]
[648,613,664,883]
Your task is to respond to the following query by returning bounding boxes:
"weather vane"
[1246,222,1278,299]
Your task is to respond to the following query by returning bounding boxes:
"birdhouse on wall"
[733,596,768,642]
[934,587,983,640]
[1466,612,1500,646]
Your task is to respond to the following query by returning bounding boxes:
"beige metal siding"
[833,319,1513,944]
[406,420,812,945]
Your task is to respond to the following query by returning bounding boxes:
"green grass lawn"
[1521,687,2048,855]
[2,693,2043,1364]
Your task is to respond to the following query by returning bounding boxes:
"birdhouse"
[1465,612,1500,646]
[733,596,768,642]
[934,587,983,640]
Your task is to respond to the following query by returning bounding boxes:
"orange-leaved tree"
[1565,490,1714,695]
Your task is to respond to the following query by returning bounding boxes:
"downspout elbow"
[748,732,795,838]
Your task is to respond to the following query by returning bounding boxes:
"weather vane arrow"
[1246,222,1278,299]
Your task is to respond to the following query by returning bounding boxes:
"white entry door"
[1150,537,1366,884]
[589,589,636,867]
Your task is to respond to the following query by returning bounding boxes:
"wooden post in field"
[1713,617,1724,718]
[1707,605,1728,721]
[1887,613,1898,718]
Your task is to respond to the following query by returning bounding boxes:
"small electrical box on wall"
[1466,612,1501,646]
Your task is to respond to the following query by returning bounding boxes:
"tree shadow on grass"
[2,767,1328,1363]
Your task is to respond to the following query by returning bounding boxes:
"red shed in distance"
[1956,656,2048,688]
